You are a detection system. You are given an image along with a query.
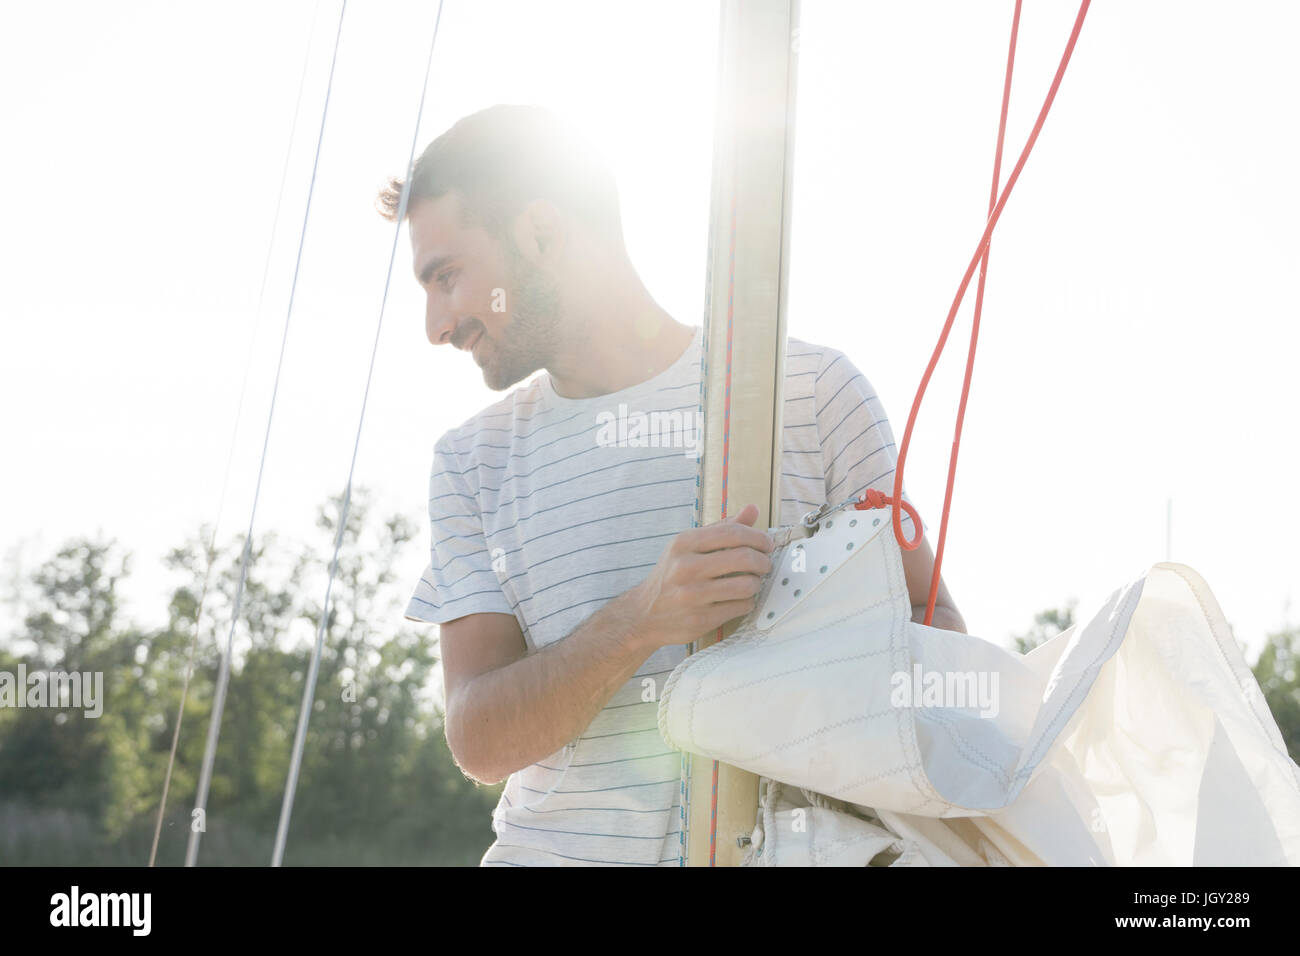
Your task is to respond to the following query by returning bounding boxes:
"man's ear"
[510,198,564,262]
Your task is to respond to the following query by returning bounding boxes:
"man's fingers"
[691,546,772,580]
[687,517,773,555]
[695,574,763,604]
[723,503,760,527]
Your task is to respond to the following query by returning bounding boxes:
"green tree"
[1011,600,1078,654]
[1252,624,1300,765]
[0,490,500,866]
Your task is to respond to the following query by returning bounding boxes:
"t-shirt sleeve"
[814,348,925,540]
[404,433,515,625]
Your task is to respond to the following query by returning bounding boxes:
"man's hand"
[628,503,774,652]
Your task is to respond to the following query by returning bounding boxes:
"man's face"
[409,192,561,391]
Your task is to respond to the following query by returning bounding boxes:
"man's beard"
[478,241,563,391]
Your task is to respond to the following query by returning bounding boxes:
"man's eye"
[437,270,456,290]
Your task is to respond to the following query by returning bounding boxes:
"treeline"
[0,490,500,866]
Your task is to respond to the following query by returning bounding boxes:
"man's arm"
[440,506,774,785]
[440,600,647,785]
[808,348,966,634]
[900,533,967,633]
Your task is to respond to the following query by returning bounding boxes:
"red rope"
[858,0,1092,628]
[856,487,923,533]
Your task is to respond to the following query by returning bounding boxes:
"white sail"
[661,502,1300,866]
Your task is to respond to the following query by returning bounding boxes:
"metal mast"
[686,0,800,867]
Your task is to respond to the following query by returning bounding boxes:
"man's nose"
[426,296,457,346]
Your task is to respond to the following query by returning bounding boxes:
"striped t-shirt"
[405,327,917,866]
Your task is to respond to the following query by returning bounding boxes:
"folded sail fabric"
[658,505,1300,866]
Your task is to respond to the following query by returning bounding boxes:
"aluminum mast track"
[683,0,800,868]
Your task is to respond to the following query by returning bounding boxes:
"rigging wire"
[147,0,324,868]
[270,0,446,868]
[184,0,349,868]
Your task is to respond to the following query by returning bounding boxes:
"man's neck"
[545,265,695,400]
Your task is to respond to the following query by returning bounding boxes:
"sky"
[1,0,1297,659]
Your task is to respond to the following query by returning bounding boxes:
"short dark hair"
[376,104,623,243]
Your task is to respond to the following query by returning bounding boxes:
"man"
[383,104,966,867]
